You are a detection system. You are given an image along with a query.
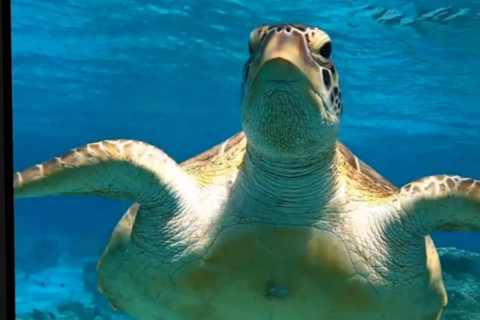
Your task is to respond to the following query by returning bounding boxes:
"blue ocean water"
[11,0,480,318]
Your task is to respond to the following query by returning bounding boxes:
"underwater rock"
[81,260,98,295]
[16,238,62,274]
[438,247,480,320]
[17,309,56,320]
[57,300,104,320]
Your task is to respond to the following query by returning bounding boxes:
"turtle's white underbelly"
[98,218,446,320]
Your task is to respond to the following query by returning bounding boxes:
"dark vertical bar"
[1,0,15,318]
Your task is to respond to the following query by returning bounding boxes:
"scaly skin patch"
[391,174,480,232]
[100,223,385,320]
[181,131,247,187]
[97,206,447,320]
[171,224,380,319]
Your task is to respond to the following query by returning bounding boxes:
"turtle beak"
[243,27,326,116]
[247,28,319,85]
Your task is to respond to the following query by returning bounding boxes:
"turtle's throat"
[242,81,338,157]
[236,145,340,218]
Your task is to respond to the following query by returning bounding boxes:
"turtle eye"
[319,41,332,59]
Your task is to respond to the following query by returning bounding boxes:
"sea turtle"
[14,23,480,320]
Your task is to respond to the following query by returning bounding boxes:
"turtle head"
[241,24,342,158]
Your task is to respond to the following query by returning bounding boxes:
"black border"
[2,0,15,318]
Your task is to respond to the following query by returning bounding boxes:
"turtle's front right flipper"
[14,140,201,240]
[393,175,480,233]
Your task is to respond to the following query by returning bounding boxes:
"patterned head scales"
[240,23,343,156]
[242,23,343,120]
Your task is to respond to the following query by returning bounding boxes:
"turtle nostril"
[286,26,292,33]
[276,26,282,32]
[296,25,306,32]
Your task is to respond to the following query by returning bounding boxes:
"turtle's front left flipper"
[394,175,480,233]
[14,140,201,237]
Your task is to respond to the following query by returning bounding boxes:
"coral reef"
[56,300,105,320]
[439,247,480,320]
